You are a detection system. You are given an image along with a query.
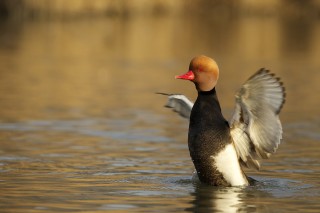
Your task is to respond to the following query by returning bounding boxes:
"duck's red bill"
[175,70,194,80]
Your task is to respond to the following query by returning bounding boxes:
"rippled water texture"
[0,11,320,213]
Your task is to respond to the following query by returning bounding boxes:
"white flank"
[211,144,249,186]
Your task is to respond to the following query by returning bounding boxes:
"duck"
[161,55,285,186]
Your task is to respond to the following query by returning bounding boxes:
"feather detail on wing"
[156,93,194,119]
[229,68,285,170]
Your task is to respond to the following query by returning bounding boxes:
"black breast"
[188,88,231,186]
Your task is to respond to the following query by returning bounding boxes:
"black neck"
[198,87,216,96]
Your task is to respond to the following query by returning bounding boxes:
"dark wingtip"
[275,77,286,115]
[249,68,269,80]
[155,92,170,96]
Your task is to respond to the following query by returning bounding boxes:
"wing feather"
[157,93,193,119]
[230,68,285,170]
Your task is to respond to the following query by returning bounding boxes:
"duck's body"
[189,88,248,186]
[163,55,285,186]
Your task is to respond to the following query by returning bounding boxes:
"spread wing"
[229,68,285,170]
[157,93,193,119]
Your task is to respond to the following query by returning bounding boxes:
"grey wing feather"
[230,68,285,170]
[157,93,193,119]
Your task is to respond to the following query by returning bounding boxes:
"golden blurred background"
[1,0,320,19]
[0,0,319,122]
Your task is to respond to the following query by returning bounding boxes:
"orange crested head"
[176,55,219,91]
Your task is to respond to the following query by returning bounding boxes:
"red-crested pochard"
[162,55,285,186]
